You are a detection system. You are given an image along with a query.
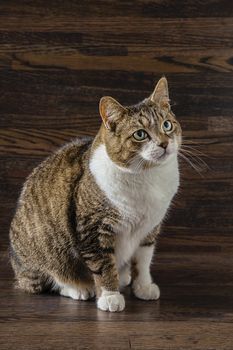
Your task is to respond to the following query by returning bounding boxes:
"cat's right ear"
[99,96,125,130]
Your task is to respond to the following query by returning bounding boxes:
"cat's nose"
[159,141,168,149]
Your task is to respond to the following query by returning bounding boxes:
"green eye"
[133,129,148,141]
[162,120,173,133]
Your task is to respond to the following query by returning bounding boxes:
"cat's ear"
[150,77,170,109]
[99,96,125,130]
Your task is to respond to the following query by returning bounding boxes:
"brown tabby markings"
[9,77,181,306]
[9,137,122,296]
[99,98,181,170]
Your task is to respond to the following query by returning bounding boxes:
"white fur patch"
[134,246,154,285]
[119,264,131,289]
[97,289,125,312]
[132,245,160,300]
[133,282,160,300]
[89,144,179,269]
[140,138,179,164]
[55,280,95,300]
[140,140,165,162]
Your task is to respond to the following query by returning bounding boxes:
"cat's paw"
[97,291,125,312]
[133,282,160,300]
[60,285,95,300]
[79,287,95,300]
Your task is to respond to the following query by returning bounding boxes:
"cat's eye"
[162,120,173,133]
[133,129,148,141]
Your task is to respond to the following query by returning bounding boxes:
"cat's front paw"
[133,282,160,300]
[97,291,125,312]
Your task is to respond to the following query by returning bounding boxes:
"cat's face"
[99,77,182,172]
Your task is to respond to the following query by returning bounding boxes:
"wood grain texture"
[1,0,233,20]
[1,251,233,349]
[0,2,233,348]
[0,2,232,251]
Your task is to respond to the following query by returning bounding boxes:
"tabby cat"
[9,77,181,312]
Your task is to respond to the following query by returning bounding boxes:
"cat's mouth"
[134,146,175,171]
[150,149,168,163]
[151,148,176,165]
[157,150,166,159]
[154,144,178,163]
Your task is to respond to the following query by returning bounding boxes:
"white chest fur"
[89,144,179,268]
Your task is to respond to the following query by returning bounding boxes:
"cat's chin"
[142,151,176,167]
[154,151,171,164]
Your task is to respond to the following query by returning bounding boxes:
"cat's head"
[99,77,182,172]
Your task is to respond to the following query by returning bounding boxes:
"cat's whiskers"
[181,139,207,149]
[181,136,201,144]
[130,152,148,174]
[10,76,181,313]
[181,145,208,157]
[134,157,145,174]
[178,152,204,175]
[181,148,209,166]
[179,143,209,175]
[124,155,142,173]
[183,154,208,173]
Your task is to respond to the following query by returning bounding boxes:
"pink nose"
[159,141,168,149]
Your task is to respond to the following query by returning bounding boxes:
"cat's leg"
[132,227,160,300]
[88,256,125,312]
[119,264,131,290]
[80,228,125,312]
[95,269,125,312]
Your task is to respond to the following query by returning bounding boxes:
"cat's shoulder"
[57,136,93,163]
[24,137,93,185]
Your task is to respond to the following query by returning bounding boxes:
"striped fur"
[9,77,181,312]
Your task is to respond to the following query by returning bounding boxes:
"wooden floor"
[1,251,233,349]
[1,1,233,349]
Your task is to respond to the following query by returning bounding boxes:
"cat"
[9,77,181,312]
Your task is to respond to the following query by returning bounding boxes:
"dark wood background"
[0,1,232,254]
[1,2,233,349]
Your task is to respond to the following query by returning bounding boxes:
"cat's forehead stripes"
[126,103,165,129]
[139,106,156,127]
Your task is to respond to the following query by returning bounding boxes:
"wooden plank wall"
[0,1,232,253]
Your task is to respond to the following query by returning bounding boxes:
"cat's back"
[20,137,92,204]
[10,137,92,246]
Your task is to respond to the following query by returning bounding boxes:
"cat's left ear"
[150,77,170,109]
[99,96,126,130]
